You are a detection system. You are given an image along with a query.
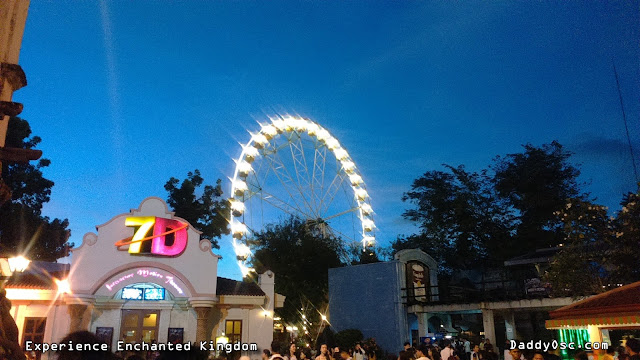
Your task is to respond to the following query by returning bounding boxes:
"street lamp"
[0,255,31,280]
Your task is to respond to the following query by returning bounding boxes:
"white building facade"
[7,197,282,359]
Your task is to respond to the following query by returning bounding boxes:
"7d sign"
[115,217,188,256]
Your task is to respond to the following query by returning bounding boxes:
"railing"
[402,278,551,305]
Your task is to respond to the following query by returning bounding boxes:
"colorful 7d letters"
[115,217,188,256]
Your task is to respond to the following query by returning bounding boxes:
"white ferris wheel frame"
[229,116,376,276]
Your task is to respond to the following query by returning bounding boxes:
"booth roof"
[216,276,265,296]
[545,281,640,329]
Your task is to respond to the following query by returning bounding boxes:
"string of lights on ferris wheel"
[228,115,376,277]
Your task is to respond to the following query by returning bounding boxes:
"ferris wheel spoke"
[270,141,319,218]
[311,144,326,206]
[318,170,347,216]
[261,143,309,215]
[322,206,360,222]
[260,192,310,219]
[290,134,315,208]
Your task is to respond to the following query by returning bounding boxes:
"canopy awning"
[545,281,640,330]
[546,315,640,329]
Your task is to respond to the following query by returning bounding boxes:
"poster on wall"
[406,261,429,303]
[168,328,184,344]
[95,327,113,349]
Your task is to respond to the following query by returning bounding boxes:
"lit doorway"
[120,310,160,343]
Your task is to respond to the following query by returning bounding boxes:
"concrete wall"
[328,261,407,354]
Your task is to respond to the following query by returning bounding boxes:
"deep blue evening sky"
[16,1,640,279]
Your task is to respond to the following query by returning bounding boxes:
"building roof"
[549,281,640,319]
[216,277,265,296]
[5,261,70,290]
[504,247,561,266]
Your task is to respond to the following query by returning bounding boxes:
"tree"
[605,189,640,285]
[0,117,71,261]
[164,170,229,249]
[249,217,346,325]
[394,165,514,274]
[544,198,610,297]
[492,141,586,253]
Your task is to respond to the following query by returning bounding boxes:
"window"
[22,317,46,360]
[121,283,165,301]
[225,320,242,343]
[120,310,160,343]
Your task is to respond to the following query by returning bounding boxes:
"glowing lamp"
[355,188,368,200]
[349,174,363,186]
[360,203,373,215]
[234,242,251,261]
[325,137,340,150]
[321,314,327,322]
[307,123,319,136]
[261,124,278,139]
[363,236,375,247]
[216,334,229,346]
[237,161,253,177]
[232,180,248,196]
[341,160,356,173]
[272,119,286,132]
[333,148,348,161]
[362,219,374,232]
[8,256,30,273]
[230,200,245,217]
[251,133,269,149]
[231,223,247,239]
[316,129,331,142]
[55,278,72,295]
[244,146,260,162]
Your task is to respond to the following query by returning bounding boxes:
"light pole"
[0,255,31,360]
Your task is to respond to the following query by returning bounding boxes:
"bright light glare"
[360,203,373,215]
[321,314,327,321]
[355,188,368,200]
[333,148,349,160]
[54,278,72,294]
[8,256,30,273]
[237,161,253,176]
[362,219,374,231]
[349,174,363,185]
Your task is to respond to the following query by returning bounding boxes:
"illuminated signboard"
[122,286,165,301]
[115,217,188,256]
[144,288,165,300]
[122,287,143,300]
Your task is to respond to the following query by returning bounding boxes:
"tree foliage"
[492,141,586,252]
[544,198,610,297]
[394,165,514,273]
[249,217,346,324]
[0,117,71,261]
[605,190,640,285]
[164,170,229,249]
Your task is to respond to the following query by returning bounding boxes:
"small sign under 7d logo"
[115,217,188,256]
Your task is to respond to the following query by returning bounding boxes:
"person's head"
[425,338,431,344]
[56,331,112,360]
[627,339,640,356]
[356,344,362,351]
[272,341,282,354]
[341,350,351,360]
[473,345,479,353]
[533,353,545,360]
[509,348,522,360]
[263,349,272,360]
[291,344,298,355]
[405,343,412,351]
[416,345,428,358]
[606,346,615,355]
[320,344,328,356]
[485,339,490,344]
[126,356,145,360]
[334,347,341,354]
[240,356,251,360]
[574,351,588,360]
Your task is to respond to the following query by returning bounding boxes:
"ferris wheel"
[229,116,376,276]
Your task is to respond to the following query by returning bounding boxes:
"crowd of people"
[393,337,640,360]
[263,340,379,360]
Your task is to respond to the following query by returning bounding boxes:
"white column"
[482,308,496,345]
[504,311,516,340]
